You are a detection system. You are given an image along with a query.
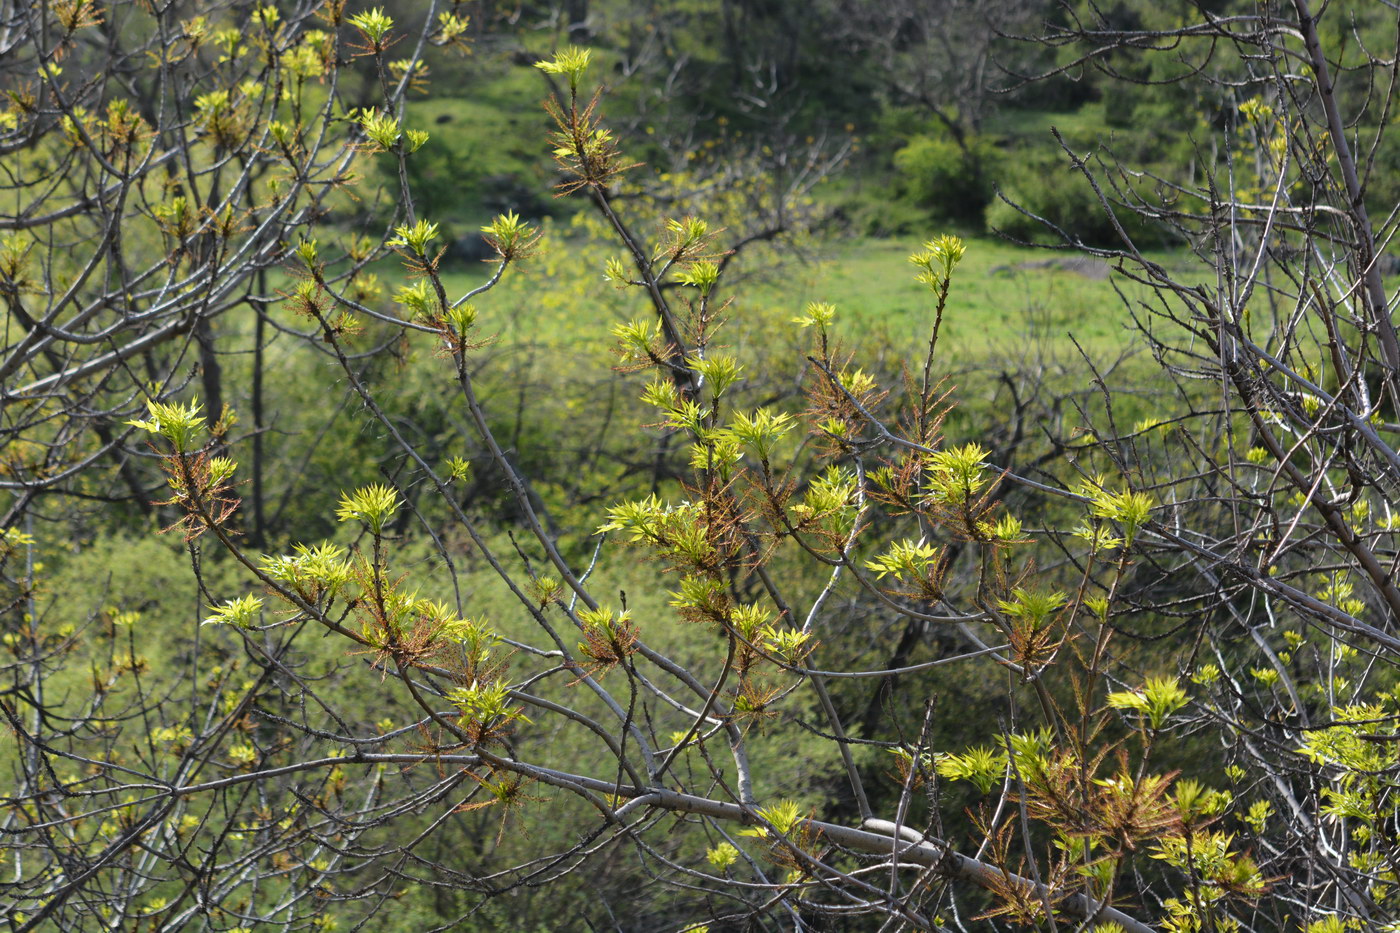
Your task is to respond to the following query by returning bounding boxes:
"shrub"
[892,132,1001,225]
[986,149,1172,248]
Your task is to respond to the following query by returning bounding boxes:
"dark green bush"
[986,150,1172,248]
[892,132,1001,225]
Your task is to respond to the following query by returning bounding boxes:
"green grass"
[406,96,544,175]
[746,235,1154,360]
[425,228,1189,459]
[434,231,1165,365]
[385,64,563,228]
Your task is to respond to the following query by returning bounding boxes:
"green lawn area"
[435,232,1168,367]
[747,235,1155,358]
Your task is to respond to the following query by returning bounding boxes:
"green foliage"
[125,399,207,453]
[1107,676,1189,731]
[909,233,967,290]
[1086,485,1155,546]
[202,594,264,629]
[747,799,804,837]
[706,841,740,869]
[357,109,406,152]
[863,538,940,583]
[926,441,989,504]
[677,259,720,295]
[335,483,399,535]
[21,3,1400,932]
[347,7,395,47]
[481,211,538,261]
[448,680,531,732]
[728,407,795,461]
[893,133,1002,225]
[936,744,1005,795]
[389,219,440,256]
[997,587,1065,626]
[534,45,594,94]
[791,300,837,330]
[985,149,1174,248]
[261,542,355,601]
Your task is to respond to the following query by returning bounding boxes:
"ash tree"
[5,1,1400,932]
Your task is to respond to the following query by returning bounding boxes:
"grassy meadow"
[436,231,1161,363]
